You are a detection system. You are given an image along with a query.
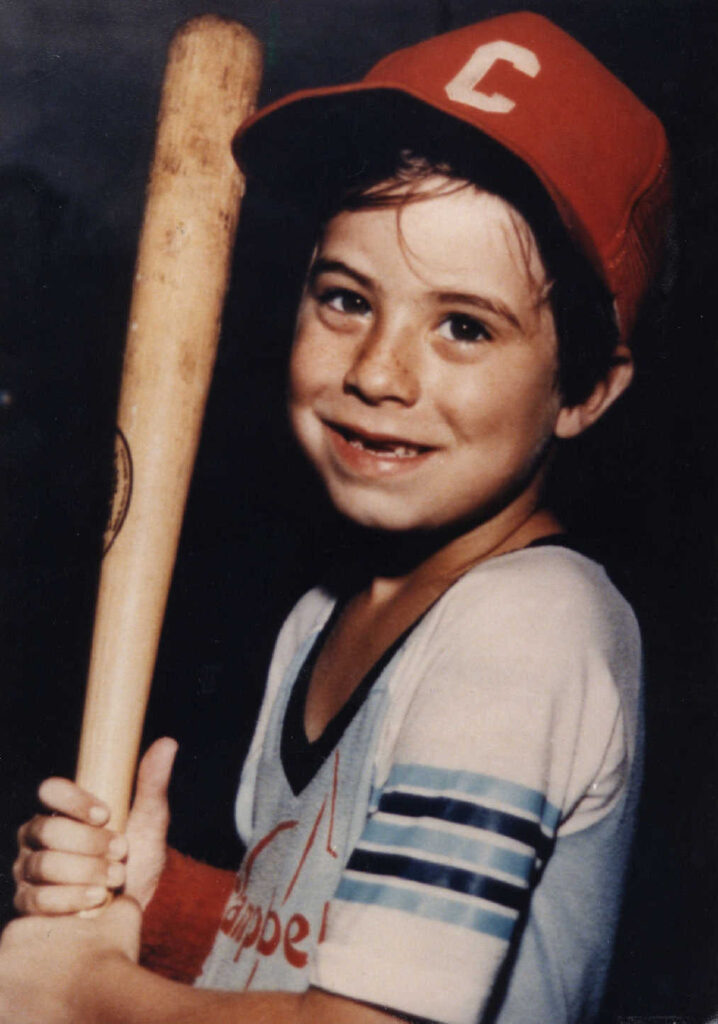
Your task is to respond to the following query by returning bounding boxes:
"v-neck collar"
[280,601,424,796]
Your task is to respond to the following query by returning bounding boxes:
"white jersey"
[197,544,642,1024]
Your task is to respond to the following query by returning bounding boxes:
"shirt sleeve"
[311,550,641,1024]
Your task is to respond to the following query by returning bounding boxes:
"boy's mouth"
[326,421,432,460]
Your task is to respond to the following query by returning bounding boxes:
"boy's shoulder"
[414,542,642,708]
[377,542,642,815]
[449,541,637,638]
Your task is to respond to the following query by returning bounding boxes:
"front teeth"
[348,437,420,458]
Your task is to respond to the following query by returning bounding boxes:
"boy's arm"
[82,962,406,1024]
[0,898,406,1024]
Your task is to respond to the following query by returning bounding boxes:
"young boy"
[3,12,670,1024]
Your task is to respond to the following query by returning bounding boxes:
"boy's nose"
[342,320,420,406]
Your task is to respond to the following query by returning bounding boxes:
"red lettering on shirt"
[284,914,310,969]
[283,798,326,904]
[319,901,330,944]
[217,762,344,979]
[326,751,339,858]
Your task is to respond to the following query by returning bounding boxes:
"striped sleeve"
[337,763,559,942]
[314,763,560,1024]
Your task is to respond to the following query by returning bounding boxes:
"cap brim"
[236,85,504,200]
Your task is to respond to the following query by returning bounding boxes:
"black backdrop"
[2,2,718,1020]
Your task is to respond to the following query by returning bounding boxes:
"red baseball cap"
[235,11,670,341]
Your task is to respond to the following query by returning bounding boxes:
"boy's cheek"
[287,402,319,459]
[289,332,340,401]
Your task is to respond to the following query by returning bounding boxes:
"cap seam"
[603,119,669,274]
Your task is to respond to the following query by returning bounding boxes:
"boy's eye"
[319,287,371,316]
[438,313,491,343]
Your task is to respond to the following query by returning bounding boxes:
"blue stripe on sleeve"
[335,876,516,941]
[346,848,528,912]
[378,791,554,862]
[385,763,561,833]
[360,818,534,883]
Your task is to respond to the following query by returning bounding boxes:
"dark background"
[1,1,717,1021]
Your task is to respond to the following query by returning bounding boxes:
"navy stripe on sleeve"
[378,791,554,862]
[346,848,528,912]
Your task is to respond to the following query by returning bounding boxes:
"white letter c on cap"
[445,40,540,114]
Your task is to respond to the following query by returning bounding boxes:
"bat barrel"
[76,16,262,830]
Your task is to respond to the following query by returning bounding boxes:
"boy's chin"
[326,483,493,537]
[332,500,440,536]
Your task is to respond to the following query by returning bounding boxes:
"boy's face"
[289,180,565,533]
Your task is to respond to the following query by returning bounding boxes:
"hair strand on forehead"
[502,207,555,317]
[341,150,468,209]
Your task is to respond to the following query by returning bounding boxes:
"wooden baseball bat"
[75,16,262,831]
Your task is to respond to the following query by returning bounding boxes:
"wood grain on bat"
[76,16,262,830]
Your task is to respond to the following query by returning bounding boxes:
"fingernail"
[107,863,124,888]
[89,806,107,824]
[108,836,127,859]
[86,887,106,906]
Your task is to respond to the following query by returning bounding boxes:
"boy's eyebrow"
[307,258,372,291]
[436,291,521,330]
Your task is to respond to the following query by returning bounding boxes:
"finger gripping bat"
[75,16,262,831]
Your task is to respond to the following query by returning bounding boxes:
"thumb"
[124,739,178,908]
[127,737,178,841]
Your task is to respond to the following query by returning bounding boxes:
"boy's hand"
[0,895,141,1024]
[13,737,177,916]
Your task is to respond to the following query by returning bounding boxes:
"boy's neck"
[331,503,563,608]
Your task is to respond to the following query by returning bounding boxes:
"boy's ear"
[555,344,634,439]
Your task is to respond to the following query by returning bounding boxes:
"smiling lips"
[324,419,435,474]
